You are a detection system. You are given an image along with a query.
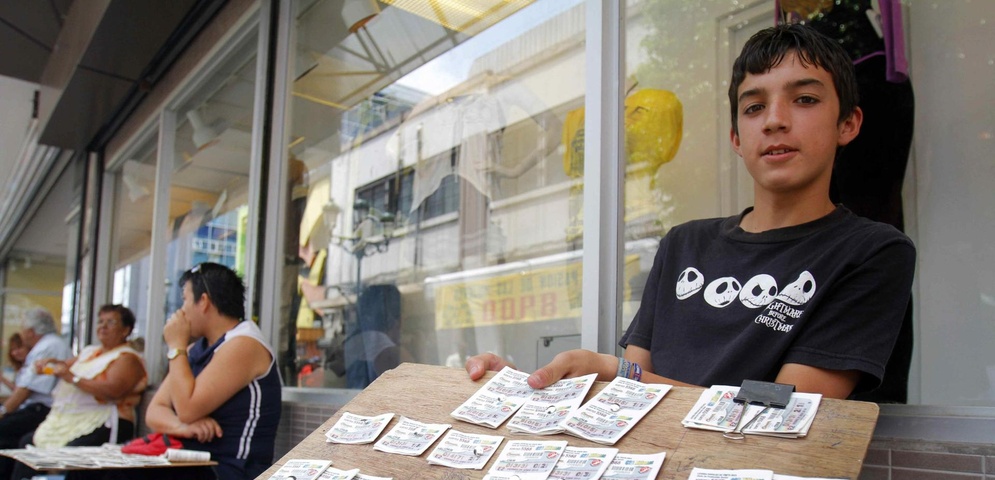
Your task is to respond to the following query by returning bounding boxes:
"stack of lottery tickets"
[507,374,598,435]
[426,430,504,470]
[325,412,394,444]
[561,377,671,445]
[682,386,821,438]
[452,366,534,428]
[373,417,451,456]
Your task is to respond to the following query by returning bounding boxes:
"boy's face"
[731,51,861,197]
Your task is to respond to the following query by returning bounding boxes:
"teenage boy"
[466,24,915,400]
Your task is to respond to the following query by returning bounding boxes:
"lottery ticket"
[483,440,568,480]
[507,374,597,435]
[426,429,504,470]
[688,468,773,480]
[316,467,361,480]
[373,416,450,456]
[562,377,670,445]
[548,446,618,480]
[266,459,333,480]
[452,366,534,428]
[601,452,666,480]
[325,412,394,444]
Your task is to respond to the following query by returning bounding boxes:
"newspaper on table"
[316,466,361,480]
[426,429,504,470]
[601,452,666,480]
[482,440,568,480]
[547,446,618,480]
[325,412,394,444]
[373,416,451,456]
[355,475,393,480]
[507,373,597,435]
[452,366,534,428]
[561,377,671,445]
[682,386,821,438]
[0,445,171,470]
[688,468,773,480]
[266,459,333,480]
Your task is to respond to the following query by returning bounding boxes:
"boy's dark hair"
[98,304,136,333]
[179,262,246,321]
[729,23,859,134]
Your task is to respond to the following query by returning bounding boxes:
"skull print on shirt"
[674,267,817,333]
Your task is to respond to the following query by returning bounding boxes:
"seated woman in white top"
[11,304,147,480]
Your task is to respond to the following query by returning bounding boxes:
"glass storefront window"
[278,0,586,388]
[620,0,776,335]
[108,136,158,345]
[164,36,258,318]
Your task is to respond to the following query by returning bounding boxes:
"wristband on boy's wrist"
[616,357,629,378]
[615,356,643,382]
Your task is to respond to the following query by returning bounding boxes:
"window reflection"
[164,38,258,317]
[109,137,158,343]
[281,0,586,388]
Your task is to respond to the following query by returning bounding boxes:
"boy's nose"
[763,102,790,133]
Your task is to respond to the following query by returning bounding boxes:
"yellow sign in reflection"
[435,255,641,330]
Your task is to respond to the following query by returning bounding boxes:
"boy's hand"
[527,350,618,389]
[464,353,516,381]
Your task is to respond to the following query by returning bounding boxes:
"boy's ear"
[730,127,743,157]
[837,106,864,146]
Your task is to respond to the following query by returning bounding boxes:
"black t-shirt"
[620,206,915,393]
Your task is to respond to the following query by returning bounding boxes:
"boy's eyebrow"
[737,77,827,105]
[738,87,764,104]
[787,77,826,91]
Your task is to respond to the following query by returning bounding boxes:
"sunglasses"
[190,263,214,302]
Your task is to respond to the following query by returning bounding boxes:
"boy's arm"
[621,345,695,387]
[624,347,860,397]
[775,363,860,399]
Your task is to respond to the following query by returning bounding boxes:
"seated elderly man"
[0,308,71,479]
